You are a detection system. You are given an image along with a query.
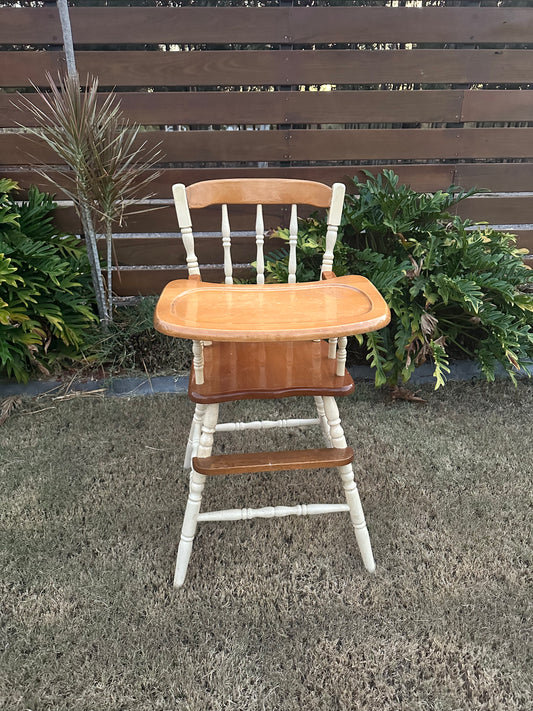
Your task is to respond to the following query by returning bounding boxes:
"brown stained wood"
[193,447,354,476]
[0,52,66,87]
[461,91,533,123]
[6,128,533,166]
[75,49,533,87]
[456,196,533,224]
[96,234,286,267]
[0,90,470,129]
[6,89,533,130]
[10,165,458,200]
[3,7,533,45]
[96,228,533,270]
[453,164,533,193]
[188,341,355,405]
[514,231,533,254]
[112,266,254,297]
[186,179,332,209]
[154,275,391,343]
[0,8,61,44]
[2,49,529,88]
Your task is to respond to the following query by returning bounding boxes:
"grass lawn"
[1,381,531,710]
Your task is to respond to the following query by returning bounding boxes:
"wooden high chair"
[154,178,390,587]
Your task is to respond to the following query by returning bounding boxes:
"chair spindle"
[221,204,233,284]
[336,336,347,376]
[172,184,200,277]
[288,204,298,284]
[192,340,204,385]
[255,204,265,285]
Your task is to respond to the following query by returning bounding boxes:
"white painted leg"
[322,396,375,573]
[174,403,219,587]
[183,403,207,469]
[314,396,333,447]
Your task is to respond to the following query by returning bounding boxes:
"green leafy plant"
[262,170,533,388]
[0,179,97,382]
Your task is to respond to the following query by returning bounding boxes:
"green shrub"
[263,170,533,388]
[0,179,97,382]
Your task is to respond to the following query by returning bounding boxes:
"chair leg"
[184,403,208,469]
[314,396,333,447]
[322,396,376,573]
[174,403,219,588]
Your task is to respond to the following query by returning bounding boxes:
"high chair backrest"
[172,178,346,284]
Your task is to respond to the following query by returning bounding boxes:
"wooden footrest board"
[193,447,354,476]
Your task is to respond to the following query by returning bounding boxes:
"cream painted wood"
[172,183,200,277]
[328,337,338,360]
[174,403,219,588]
[322,396,375,573]
[255,204,265,285]
[221,204,233,284]
[288,204,298,284]
[336,336,348,377]
[321,182,346,277]
[192,340,204,385]
[215,417,320,432]
[314,396,333,447]
[197,503,350,523]
[184,402,208,469]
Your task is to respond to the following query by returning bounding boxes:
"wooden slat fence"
[0,2,532,295]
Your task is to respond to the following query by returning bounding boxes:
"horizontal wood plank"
[14,163,533,198]
[5,165,459,199]
[1,89,468,128]
[6,88,533,130]
[3,50,533,88]
[455,196,533,224]
[5,128,533,166]
[112,266,253,296]
[2,7,533,45]
[97,233,286,267]
[192,447,354,476]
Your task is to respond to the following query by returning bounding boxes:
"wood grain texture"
[187,341,355,405]
[6,89,533,130]
[192,447,354,476]
[186,179,332,209]
[3,7,533,45]
[6,129,533,166]
[154,275,391,342]
[8,165,459,200]
[4,49,532,88]
[455,196,533,224]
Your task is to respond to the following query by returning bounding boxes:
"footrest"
[193,447,354,476]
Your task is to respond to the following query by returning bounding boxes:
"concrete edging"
[1,361,531,399]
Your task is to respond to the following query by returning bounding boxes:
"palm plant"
[16,72,161,323]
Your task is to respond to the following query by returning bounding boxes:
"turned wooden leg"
[322,396,375,573]
[174,403,219,587]
[314,396,333,447]
[183,403,207,469]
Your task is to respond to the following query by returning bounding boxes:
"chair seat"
[189,340,354,404]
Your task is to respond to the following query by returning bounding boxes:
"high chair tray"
[154,275,390,342]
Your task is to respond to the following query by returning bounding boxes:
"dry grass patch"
[1,382,531,710]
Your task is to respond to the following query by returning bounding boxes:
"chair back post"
[173,183,200,277]
[320,182,346,277]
